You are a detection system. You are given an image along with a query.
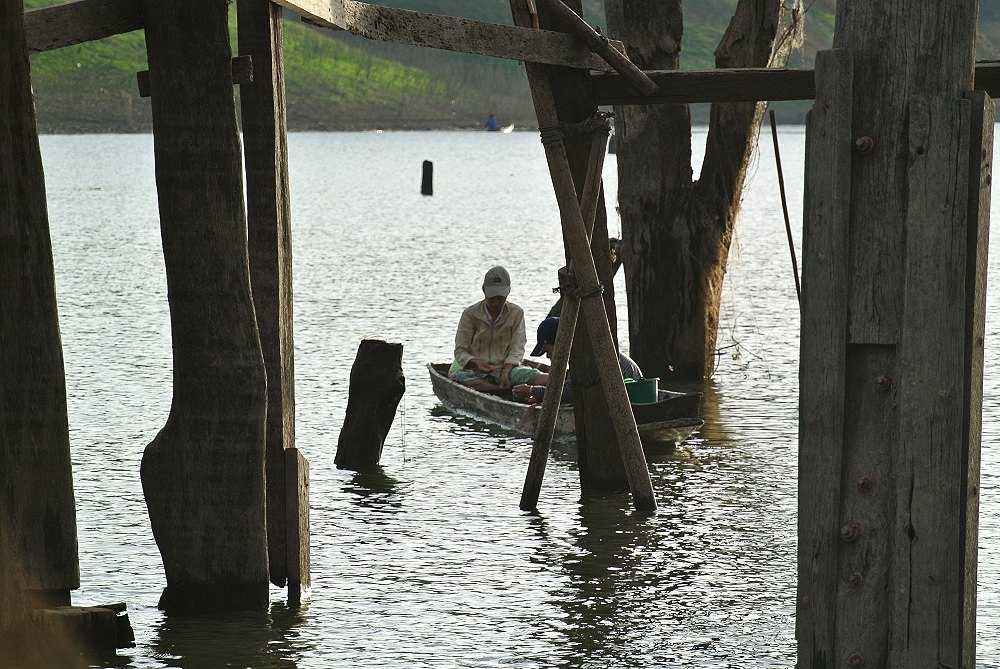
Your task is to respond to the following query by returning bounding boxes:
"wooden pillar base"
[157,582,268,614]
[285,448,310,606]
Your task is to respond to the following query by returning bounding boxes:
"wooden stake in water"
[421,160,433,195]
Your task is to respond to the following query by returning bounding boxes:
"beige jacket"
[453,300,527,368]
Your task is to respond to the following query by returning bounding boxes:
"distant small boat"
[501,124,515,133]
[427,361,704,449]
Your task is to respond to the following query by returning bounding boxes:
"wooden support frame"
[25,0,141,53]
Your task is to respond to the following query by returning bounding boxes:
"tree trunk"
[606,0,789,381]
[0,0,79,638]
[139,0,269,613]
[534,0,626,490]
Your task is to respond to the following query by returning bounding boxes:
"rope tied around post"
[552,274,604,300]
[538,111,613,146]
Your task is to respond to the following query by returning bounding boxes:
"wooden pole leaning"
[534,0,657,96]
[520,128,611,511]
[511,0,656,515]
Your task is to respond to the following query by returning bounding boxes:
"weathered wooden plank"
[272,0,345,30]
[0,0,80,627]
[238,0,296,591]
[284,448,310,606]
[959,89,993,666]
[24,0,141,53]
[796,49,852,668]
[592,67,815,105]
[891,95,974,668]
[324,1,622,72]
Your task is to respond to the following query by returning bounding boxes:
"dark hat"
[530,316,559,357]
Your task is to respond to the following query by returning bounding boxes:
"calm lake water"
[37,128,1000,667]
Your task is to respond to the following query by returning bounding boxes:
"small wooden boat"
[427,362,704,448]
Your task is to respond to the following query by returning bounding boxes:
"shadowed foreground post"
[0,0,79,649]
[335,340,405,470]
[139,0,269,612]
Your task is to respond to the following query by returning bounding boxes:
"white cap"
[483,266,511,298]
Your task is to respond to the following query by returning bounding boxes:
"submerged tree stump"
[139,0,269,612]
[0,0,79,644]
[335,340,405,470]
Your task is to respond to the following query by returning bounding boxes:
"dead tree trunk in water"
[605,0,797,380]
[0,0,79,636]
[335,340,405,470]
[140,0,269,612]
[797,2,987,666]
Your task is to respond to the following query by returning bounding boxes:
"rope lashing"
[538,111,614,146]
[592,33,613,57]
[552,281,605,299]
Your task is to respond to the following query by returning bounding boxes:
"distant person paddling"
[449,266,548,393]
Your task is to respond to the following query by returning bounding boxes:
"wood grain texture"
[139,0,269,613]
[272,0,345,30]
[24,0,141,53]
[0,0,80,627]
[237,0,297,591]
[892,95,971,668]
[960,89,993,665]
[796,48,852,667]
[592,67,814,105]
[341,0,619,72]
[284,448,310,606]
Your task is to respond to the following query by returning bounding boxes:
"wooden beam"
[303,0,623,72]
[592,67,816,105]
[271,0,345,31]
[25,0,141,53]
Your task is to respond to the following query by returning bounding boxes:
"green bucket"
[624,377,658,404]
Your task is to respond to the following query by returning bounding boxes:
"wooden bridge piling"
[138,0,269,613]
[797,1,991,661]
[237,0,306,596]
[1,0,79,639]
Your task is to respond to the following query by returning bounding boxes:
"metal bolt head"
[840,523,861,543]
[857,476,873,493]
[875,375,892,391]
[855,136,875,155]
[849,570,864,587]
[849,652,864,666]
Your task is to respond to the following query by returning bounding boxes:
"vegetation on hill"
[23,0,1000,132]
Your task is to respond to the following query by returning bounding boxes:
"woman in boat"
[512,316,642,403]
[448,266,548,393]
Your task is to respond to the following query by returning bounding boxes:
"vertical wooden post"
[421,160,433,195]
[237,0,301,594]
[0,0,79,638]
[511,0,655,514]
[139,0,269,612]
[798,0,989,662]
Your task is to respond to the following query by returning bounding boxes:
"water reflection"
[344,466,403,516]
[150,603,307,669]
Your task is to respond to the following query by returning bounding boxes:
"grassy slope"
[24,0,1000,131]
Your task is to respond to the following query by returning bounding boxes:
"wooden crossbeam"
[592,68,816,105]
[299,0,624,72]
[271,0,346,31]
[22,1,1000,103]
[25,0,141,53]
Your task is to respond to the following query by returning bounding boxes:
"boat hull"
[428,363,703,447]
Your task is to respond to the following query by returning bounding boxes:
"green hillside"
[23,0,1000,132]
